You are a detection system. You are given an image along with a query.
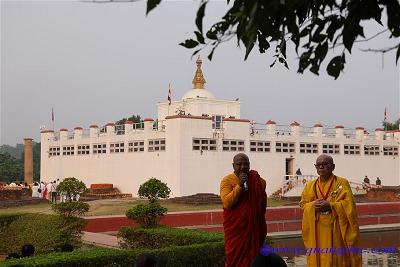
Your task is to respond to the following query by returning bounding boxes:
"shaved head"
[316,154,334,164]
[233,153,249,163]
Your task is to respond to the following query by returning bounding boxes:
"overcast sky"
[1,1,399,146]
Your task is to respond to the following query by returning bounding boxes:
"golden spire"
[192,55,206,89]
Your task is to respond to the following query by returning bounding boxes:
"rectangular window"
[300,143,318,154]
[93,143,107,154]
[110,142,125,153]
[212,115,224,129]
[383,146,398,156]
[77,145,90,155]
[148,139,166,152]
[222,139,245,151]
[192,138,217,151]
[344,144,360,155]
[62,145,74,156]
[322,144,340,154]
[128,141,145,152]
[364,145,380,155]
[250,141,271,152]
[276,142,295,153]
[49,146,60,157]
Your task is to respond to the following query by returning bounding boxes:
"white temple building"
[40,56,399,197]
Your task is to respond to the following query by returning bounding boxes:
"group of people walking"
[31,180,59,203]
[221,153,362,267]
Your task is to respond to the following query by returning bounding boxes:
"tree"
[383,119,400,130]
[0,153,23,183]
[147,0,400,79]
[138,177,171,203]
[56,177,87,203]
[126,178,171,227]
[115,114,142,125]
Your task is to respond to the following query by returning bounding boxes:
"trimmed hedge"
[0,214,22,230]
[0,214,84,255]
[118,225,224,249]
[1,241,225,267]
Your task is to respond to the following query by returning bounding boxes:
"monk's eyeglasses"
[314,162,332,168]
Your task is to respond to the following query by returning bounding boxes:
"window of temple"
[193,138,217,151]
[250,141,271,152]
[222,139,245,151]
[62,145,74,156]
[212,115,224,129]
[300,143,318,154]
[77,145,90,155]
[93,143,107,154]
[128,141,145,152]
[49,146,60,156]
[276,142,295,153]
[110,142,125,153]
[344,144,360,155]
[148,139,166,152]
[383,146,399,156]
[322,144,340,154]
[364,145,380,155]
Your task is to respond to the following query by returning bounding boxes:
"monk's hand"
[238,172,248,189]
[315,200,331,212]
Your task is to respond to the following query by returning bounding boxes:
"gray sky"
[1,0,399,146]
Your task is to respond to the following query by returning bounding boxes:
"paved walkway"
[82,231,119,248]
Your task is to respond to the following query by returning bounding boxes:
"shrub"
[118,225,224,249]
[52,202,90,218]
[138,178,170,203]
[3,242,225,267]
[0,213,85,255]
[125,203,167,228]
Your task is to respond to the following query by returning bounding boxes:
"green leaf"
[258,34,270,54]
[195,1,207,33]
[146,0,162,16]
[396,44,400,65]
[194,31,205,44]
[315,41,329,63]
[179,39,199,49]
[297,51,312,73]
[326,55,344,79]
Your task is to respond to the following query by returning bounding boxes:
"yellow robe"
[300,175,362,267]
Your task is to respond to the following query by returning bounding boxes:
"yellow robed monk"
[300,154,362,267]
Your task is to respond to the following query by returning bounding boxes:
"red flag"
[384,107,387,121]
[52,108,54,122]
[167,83,172,105]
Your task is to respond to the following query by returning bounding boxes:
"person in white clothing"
[37,182,44,198]
[46,182,53,201]
[31,182,39,198]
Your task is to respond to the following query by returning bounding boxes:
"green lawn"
[0,197,296,216]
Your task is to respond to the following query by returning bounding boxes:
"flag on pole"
[52,108,54,123]
[168,83,172,105]
[384,107,387,122]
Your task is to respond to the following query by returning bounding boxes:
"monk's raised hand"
[238,172,248,189]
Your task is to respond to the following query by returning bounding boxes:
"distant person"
[51,181,58,203]
[31,182,39,198]
[300,154,361,267]
[295,168,302,175]
[37,182,44,198]
[135,254,157,267]
[21,244,35,257]
[252,253,287,267]
[220,153,267,267]
[363,176,370,184]
[46,181,53,201]
[376,177,382,186]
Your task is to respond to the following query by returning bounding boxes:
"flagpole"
[52,108,55,132]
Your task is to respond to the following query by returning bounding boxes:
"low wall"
[84,202,400,233]
[0,188,31,201]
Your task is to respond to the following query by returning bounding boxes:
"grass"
[0,197,296,217]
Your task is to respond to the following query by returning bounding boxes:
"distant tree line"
[383,119,400,131]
